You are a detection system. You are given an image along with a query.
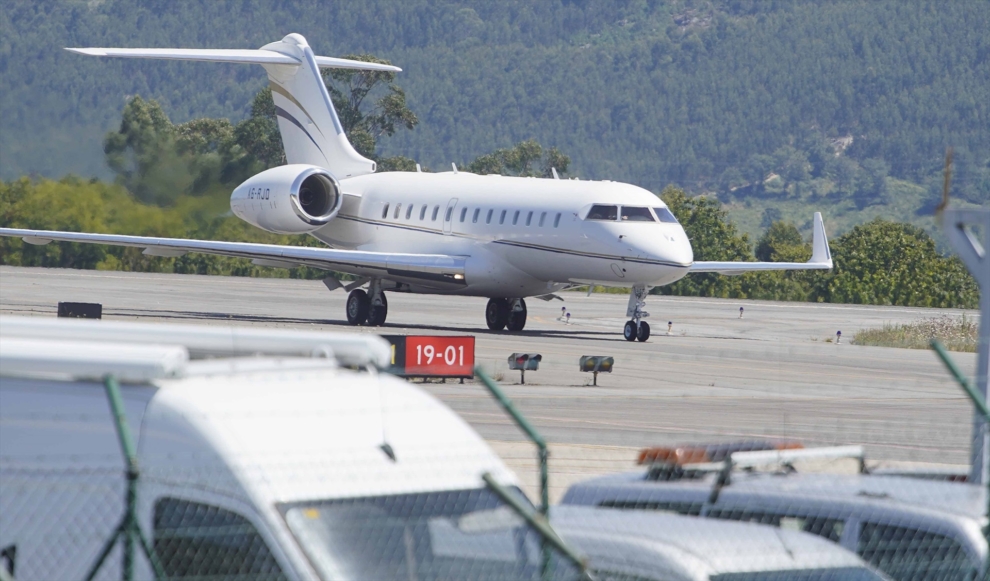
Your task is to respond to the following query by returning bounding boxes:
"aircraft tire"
[367,292,388,326]
[346,289,370,325]
[506,298,527,332]
[636,321,651,342]
[623,320,637,341]
[485,298,510,330]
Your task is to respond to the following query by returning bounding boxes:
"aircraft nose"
[621,226,692,267]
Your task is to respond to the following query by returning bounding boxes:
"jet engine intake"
[231,164,342,234]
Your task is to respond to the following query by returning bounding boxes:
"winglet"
[810,212,832,266]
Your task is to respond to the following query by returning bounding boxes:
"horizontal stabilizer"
[65,47,401,72]
[690,212,832,275]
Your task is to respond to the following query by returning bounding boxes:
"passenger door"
[443,198,458,235]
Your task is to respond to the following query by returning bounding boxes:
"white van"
[0,317,893,581]
[0,317,558,581]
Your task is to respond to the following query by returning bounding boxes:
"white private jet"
[0,34,832,341]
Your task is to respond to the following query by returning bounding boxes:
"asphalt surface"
[0,266,977,474]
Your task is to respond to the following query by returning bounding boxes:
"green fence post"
[931,340,990,555]
[84,376,167,581]
[475,367,554,579]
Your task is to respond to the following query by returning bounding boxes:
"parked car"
[562,443,986,581]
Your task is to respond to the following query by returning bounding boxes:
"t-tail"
[68,33,398,179]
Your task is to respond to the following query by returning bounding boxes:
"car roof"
[565,470,986,521]
[551,506,870,580]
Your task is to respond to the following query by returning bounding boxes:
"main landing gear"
[623,284,651,342]
[346,279,388,326]
[486,298,527,331]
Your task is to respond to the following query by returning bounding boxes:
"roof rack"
[0,337,189,383]
[639,440,803,482]
[0,315,391,368]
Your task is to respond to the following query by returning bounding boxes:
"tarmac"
[0,265,978,501]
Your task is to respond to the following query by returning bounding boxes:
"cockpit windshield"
[620,207,656,222]
[281,487,578,581]
[586,205,618,221]
[653,207,679,223]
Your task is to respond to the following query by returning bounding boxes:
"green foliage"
[0,176,329,280]
[810,219,978,308]
[5,0,987,222]
[657,186,754,298]
[465,139,570,178]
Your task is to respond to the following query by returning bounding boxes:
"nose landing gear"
[623,284,651,342]
[346,280,388,326]
[486,298,527,331]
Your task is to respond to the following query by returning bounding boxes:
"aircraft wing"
[689,212,832,275]
[0,228,466,289]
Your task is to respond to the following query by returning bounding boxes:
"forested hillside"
[1,0,987,238]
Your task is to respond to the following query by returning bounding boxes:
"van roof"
[551,505,870,579]
[0,315,391,371]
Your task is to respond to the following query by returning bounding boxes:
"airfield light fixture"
[508,353,542,384]
[579,355,613,386]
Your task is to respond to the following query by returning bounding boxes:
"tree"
[323,55,419,166]
[466,139,570,178]
[811,219,978,308]
[754,221,807,262]
[657,186,755,298]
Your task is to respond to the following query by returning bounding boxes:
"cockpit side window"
[653,207,679,223]
[620,207,656,222]
[586,205,618,221]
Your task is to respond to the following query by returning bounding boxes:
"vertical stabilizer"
[260,34,375,178]
[67,33,399,179]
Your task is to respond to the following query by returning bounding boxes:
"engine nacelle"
[230,165,342,234]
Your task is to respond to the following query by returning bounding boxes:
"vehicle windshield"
[281,487,579,581]
[653,207,679,223]
[620,207,656,222]
[711,567,888,581]
[586,205,618,220]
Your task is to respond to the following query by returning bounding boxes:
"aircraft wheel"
[623,320,637,341]
[636,321,651,342]
[346,289,370,325]
[485,298,509,330]
[506,298,528,332]
[367,292,388,326]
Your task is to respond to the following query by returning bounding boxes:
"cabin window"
[512,210,520,225]
[621,206,656,222]
[586,205,618,221]
[419,205,427,220]
[500,210,507,224]
[405,205,414,219]
[445,207,453,222]
[381,204,390,219]
[393,203,402,219]
[653,207,679,223]
[526,211,533,226]
[433,205,440,221]
[460,207,468,222]
[472,208,481,223]
[153,497,288,580]
[486,209,493,224]
[554,213,562,228]
[539,212,547,227]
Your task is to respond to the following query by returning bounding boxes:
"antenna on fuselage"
[551,167,560,180]
[451,163,458,174]
[416,163,422,173]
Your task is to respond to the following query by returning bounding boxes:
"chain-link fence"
[1,330,986,581]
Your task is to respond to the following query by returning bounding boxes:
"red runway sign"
[382,335,475,378]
